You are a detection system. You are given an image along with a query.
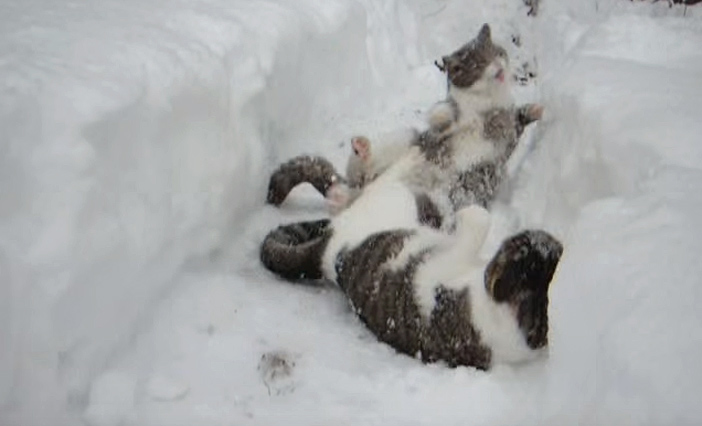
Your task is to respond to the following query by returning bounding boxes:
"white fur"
[464,271,541,364]
[413,205,491,317]
[367,139,413,178]
[322,148,425,280]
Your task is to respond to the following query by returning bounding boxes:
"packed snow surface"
[1,0,702,425]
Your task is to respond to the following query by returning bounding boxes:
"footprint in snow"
[257,350,298,396]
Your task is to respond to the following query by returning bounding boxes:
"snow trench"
[3,0,702,425]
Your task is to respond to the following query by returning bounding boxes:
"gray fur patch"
[415,193,443,229]
[335,231,492,369]
[449,161,501,209]
[426,286,491,368]
[413,129,454,166]
[482,108,519,151]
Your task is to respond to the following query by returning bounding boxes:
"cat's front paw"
[427,102,455,132]
[526,103,544,121]
[517,103,544,127]
[325,183,351,215]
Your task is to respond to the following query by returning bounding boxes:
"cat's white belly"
[321,178,420,281]
[451,134,498,169]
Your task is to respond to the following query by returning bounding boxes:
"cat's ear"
[437,55,458,73]
[434,55,452,73]
[434,58,446,72]
[477,23,491,44]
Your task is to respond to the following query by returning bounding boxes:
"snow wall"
[2,0,702,425]
[0,0,405,422]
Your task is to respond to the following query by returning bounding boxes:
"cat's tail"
[266,155,345,206]
[484,230,563,349]
[260,219,332,282]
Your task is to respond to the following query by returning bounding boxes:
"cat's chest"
[450,133,497,170]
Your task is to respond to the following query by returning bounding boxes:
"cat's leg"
[371,145,424,186]
[327,136,374,215]
[325,183,351,215]
[519,103,543,123]
[454,204,492,258]
[415,193,443,229]
[419,205,491,285]
[514,103,544,138]
[412,205,491,318]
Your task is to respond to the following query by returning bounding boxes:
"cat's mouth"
[494,68,505,83]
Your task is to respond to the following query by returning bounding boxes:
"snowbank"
[0,0,419,423]
[514,1,702,424]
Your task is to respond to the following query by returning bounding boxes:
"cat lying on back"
[261,147,563,369]
[261,23,562,369]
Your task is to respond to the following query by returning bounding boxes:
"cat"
[260,148,563,369]
[260,25,561,368]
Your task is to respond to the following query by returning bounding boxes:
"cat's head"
[436,24,509,90]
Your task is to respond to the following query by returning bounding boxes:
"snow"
[1,0,702,425]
